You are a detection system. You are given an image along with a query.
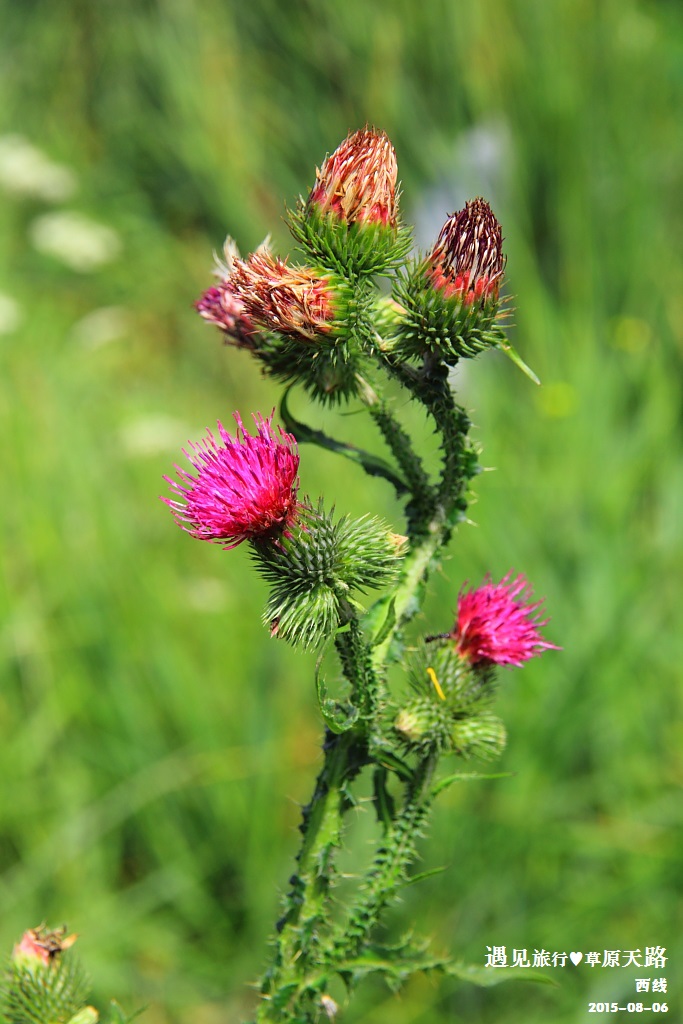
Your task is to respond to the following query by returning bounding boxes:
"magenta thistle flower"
[162,413,301,548]
[452,573,560,667]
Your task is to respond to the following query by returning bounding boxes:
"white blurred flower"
[412,120,512,250]
[0,135,77,202]
[29,210,122,272]
[0,292,23,334]
[71,306,129,349]
[120,415,193,457]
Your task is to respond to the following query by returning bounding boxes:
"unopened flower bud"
[308,126,398,229]
[290,127,411,277]
[393,198,523,369]
[7,925,88,1024]
[451,712,507,760]
[428,199,505,306]
[12,925,77,969]
[251,504,403,648]
[229,252,349,343]
[395,697,451,752]
[67,1009,99,1024]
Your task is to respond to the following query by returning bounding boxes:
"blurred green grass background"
[1,1,682,1021]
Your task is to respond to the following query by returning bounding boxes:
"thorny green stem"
[257,729,364,1022]
[255,352,478,1023]
[331,750,438,961]
[365,352,478,673]
[356,375,436,534]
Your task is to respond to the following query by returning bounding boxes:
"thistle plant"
[164,127,560,1022]
[2,925,135,1024]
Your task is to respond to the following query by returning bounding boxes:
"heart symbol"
[570,951,583,966]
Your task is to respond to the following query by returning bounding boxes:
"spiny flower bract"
[5,926,89,1024]
[162,413,300,548]
[251,503,404,648]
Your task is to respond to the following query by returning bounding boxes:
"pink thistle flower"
[195,236,262,347]
[229,251,342,342]
[428,198,506,306]
[195,283,257,348]
[13,925,77,967]
[308,126,398,228]
[162,413,301,548]
[452,573,560,667]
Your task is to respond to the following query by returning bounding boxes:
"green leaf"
[498,340,541,385]
[367,596,397,648]
[402,864,447,887]
[372,747,414,783]
[105,1003,146,1024]
[333,941,557,991]
[315,659,359,734]
[280,389,408,494]
[432,770,514,797]
[372,767,396,829]
[443,962,558,988]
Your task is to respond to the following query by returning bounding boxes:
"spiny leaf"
[442,962,558,988]
[432,770,514,797]
[333,943,557,990]
[402,864,447,887]
[315,670,359,734]
[498,340,541,385]
[367,596,397,648]
[371,747,413,783]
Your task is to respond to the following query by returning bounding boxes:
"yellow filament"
[427,666,446,701]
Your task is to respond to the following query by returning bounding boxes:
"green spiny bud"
[249,327,367,407]
[67,1009,99,1024]
[408,643,497,716]
[451,712,507,761]
[5,926,89,1024]
[251,503,404,648]
[395,696,452,752]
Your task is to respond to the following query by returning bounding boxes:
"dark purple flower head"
[452,573,560,667]
[428,198,506,306]
[162,413,301,548]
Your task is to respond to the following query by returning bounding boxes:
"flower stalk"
[164,128,560,1022]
